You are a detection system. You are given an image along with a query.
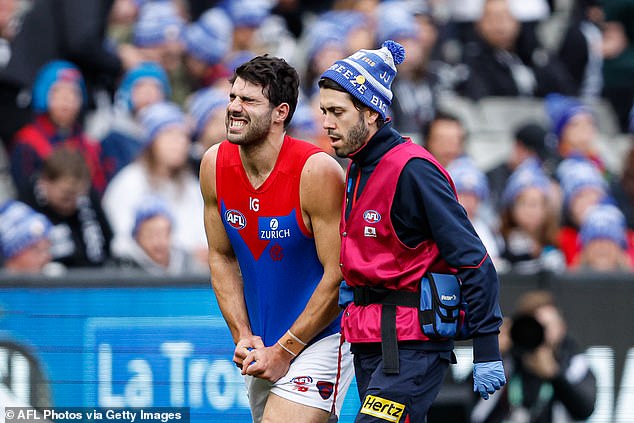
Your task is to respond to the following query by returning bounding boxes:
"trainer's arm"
[200,146,260,356]
[242,152,345,380]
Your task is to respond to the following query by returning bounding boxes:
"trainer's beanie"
[32,60,87,113]
[580,204,627,248]
[116,62,171,112]
[183,8,233,66]
[501,158,551,207]
[140,101,187,145]
[0,204,52,259]
[187,87,228,138]
[320,40,406,119]
[133,1,184,47]
[132,196,174,238]
[447,157,489,201]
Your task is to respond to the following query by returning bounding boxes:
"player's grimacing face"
[226,77,274,146]
[319,88,370,158]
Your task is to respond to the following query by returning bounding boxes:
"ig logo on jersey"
[225,209,246,229]
[363,210,382,224]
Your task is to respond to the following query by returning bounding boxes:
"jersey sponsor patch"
[259,217,292,240]
[360,395,405,422]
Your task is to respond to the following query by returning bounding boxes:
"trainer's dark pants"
[353,349,451,423]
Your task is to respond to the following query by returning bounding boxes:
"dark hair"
[41,146,91,182]
[318,77,386,128]
[231,55,299,128]
[421,110,464,141]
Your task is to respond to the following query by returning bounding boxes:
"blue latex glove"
[473,361,506,400]
[339,280,353,308]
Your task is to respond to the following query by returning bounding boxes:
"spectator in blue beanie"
[448,157,504,269]
[103,101,207,267]
[10,60,107,195]
[116,196,204,275]
[182,7,233,90]
[545,93,606,172]
[133,1,187,103]
[576,204,633,271]
[499,159,564,274]
[222,0,272,51]
[101,61,171,182]
[186,86,228,173]
[0,200,55,274]
[556,156,610,266]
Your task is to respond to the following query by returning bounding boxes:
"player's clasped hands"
[234,335,294,382]
[233,335,264,369]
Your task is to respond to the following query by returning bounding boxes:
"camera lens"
[510,314,544,353]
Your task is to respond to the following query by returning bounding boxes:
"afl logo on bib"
[225,209,246,229]
[363,210,382,224]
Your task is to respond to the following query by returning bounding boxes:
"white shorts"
[245,333,353,422]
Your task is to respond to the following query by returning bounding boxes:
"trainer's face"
[319,88,372,158]
[226,77,274,146]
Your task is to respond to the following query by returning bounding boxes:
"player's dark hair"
[318,77,386,128]
[231,55,299,128]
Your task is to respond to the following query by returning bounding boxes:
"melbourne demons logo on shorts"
[363,210,382,224]
[316,381,334,400]
[291,375,313,392]
[224,209,246,229]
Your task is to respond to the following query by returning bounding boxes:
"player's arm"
[286,152,346,343]
[200,146,263,360]
[242,152,345,380]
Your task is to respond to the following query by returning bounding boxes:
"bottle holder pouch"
[419,273,466,339]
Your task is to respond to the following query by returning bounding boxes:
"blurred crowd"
[0,0,633,276]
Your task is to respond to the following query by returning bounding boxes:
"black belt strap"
[353,287,419,375]
[381,304,399,374]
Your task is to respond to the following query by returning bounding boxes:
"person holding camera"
[471,290,597,423]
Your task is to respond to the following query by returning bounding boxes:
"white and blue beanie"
[580,204,627,248]
[140,101,187,144]
[556,157,607,207]
[376,1,420,44]
[320,40,406,119]
[222,0,272,28]
[0,202,52,259]
[447,157,489,201]
[187,87,228,138]
[501,159,551,207]
[183,7,233,65]
[132,196,174,238]
[133,1,185,47]
[544,93,593,140]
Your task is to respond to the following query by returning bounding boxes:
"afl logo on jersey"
[225,209,246,229]
[363,210,382,224]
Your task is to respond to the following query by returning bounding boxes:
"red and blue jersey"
[216,136,340,346]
